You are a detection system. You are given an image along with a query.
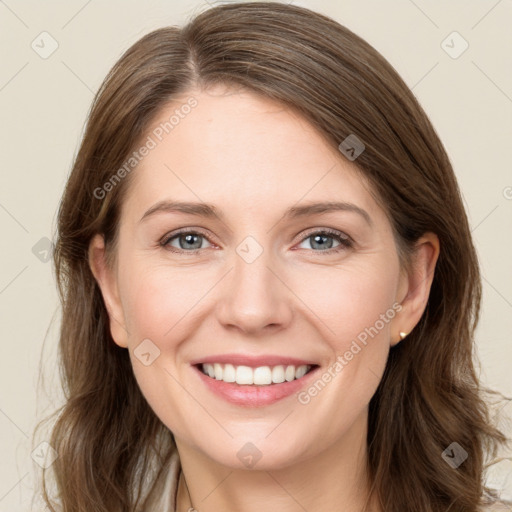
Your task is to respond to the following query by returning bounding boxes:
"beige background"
[0,1,511,510]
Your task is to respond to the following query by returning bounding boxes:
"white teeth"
[223,363,236,383]
[200,363,312,385]
[295,365,308,379]
[285,365,295,382]
[271,365,285,383]
[214,363,223,380]
[253,366,272,385]
[236,365,253,385]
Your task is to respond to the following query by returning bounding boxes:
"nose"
[215,248,293,336]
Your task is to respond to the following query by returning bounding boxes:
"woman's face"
[90,84,437,470]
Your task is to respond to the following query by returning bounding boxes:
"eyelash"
[159,227,354,255]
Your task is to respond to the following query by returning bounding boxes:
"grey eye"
[165,232,211,251]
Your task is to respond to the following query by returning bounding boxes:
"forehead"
[121,85,381,224]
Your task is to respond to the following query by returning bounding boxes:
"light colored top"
[141,448,181,511]
[142,450,512,511]
[485,503,512,511]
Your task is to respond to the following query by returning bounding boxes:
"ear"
[391,232,440,347]
[88,234,129,348]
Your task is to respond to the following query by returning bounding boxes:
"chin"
[201,436,313,471]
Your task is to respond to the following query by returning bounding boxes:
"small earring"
[399,331,408,340]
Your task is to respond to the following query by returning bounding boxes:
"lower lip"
[193,365,320,407]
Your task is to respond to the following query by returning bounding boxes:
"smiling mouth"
[196,363,318,386]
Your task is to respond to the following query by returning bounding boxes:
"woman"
[35,2,511,511]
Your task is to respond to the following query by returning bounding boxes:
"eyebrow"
[139,199,373,226]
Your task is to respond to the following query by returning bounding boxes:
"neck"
[175,409,381,512]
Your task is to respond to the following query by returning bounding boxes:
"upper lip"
[190,354,318,368]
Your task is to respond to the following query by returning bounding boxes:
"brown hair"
[34,2,511,511]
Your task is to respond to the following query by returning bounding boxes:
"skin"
[89,83,439,512]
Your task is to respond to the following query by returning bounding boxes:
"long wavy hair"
[34,2,511,511]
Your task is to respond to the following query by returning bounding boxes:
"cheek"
[289,262,398,449]
[291,256,400,349]
[118,262,209,435]
[120,261,207,342]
